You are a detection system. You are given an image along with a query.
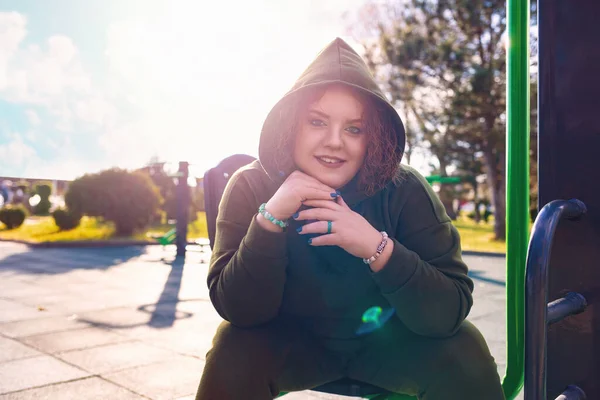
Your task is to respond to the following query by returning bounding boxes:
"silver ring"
[327,221,332,234]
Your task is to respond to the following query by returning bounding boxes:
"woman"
[196,37,505,400]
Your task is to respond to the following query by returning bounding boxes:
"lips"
[315,155,345,165]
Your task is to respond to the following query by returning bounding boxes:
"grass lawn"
[453,214,507,254]
[0,213,208,243]
[1,211,508,254]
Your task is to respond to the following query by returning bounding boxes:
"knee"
[206,321,282,365]
[440,321,499,380]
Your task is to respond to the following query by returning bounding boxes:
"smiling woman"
[196,37,505,400]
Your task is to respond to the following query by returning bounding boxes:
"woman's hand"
[264,170,339,221]
[294,195,384,260]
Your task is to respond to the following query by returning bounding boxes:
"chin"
[314,174,351,190]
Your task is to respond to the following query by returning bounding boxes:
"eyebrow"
[308,109,362,124]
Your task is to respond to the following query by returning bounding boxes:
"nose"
[323,125,343,149]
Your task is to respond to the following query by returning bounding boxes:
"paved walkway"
[0,242,516,399]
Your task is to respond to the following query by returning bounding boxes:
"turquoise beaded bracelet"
[258,203,289,228]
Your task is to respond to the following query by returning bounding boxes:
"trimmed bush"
[65,168,163,236]
[52,208,82,231]
[0,205,27,229]
[33,183,52,215]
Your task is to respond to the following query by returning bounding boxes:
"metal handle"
[547,292,587,325]
[555,385,587,400]
[524,199,587,400]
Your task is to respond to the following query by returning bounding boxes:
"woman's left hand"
[294,196,383,259]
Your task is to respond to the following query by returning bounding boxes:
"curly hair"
[273,84,403,196]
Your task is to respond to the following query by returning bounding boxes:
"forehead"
[309,85,364,116]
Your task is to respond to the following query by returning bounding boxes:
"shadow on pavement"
[0,245,145,275]
[468,269,506,287]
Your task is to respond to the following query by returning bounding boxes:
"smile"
[315,156,346,168]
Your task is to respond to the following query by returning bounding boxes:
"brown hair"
[273,84,403,196]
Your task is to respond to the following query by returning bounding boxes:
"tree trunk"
[471,180,481,223]
[483,145,506,240]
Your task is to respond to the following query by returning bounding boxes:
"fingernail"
[292,212,299,219]
[336,190,341,196]
[307,238,312,245]
[296,226,302,233]
[330,192,338,198]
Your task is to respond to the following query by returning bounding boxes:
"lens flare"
[356,306,395,335]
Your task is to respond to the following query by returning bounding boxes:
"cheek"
[293,129,312,164]
[351,137,369,163]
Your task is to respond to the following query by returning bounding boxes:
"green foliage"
[0,205,27,229]
[33,183,52,215]
[139,163,205,223]
[52,208,82,231]
[351,0,535,240]
[65,168,163,236]
[140,163,178,220]
[35,183,52,198]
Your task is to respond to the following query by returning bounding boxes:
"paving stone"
[0,302,59,324]
[0,314,89,338]
[56,341,177,375]
[0,356,89,394]
[0,337,41,363]
[0,377,144,400]
[76,307,158,330]
[0,242,518,399]
[19,326,132,354]
[103,355,204,400]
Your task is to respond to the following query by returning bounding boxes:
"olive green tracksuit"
[196,37,505,400]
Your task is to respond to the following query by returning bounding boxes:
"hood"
[258,37,406,205]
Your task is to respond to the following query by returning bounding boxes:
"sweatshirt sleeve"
[207,171,288,328]
[370,172,474,338]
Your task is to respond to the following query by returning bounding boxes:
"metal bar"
[524,199,587,400]
[503,0,530,396]
[547,292,587,326]
[176,161,190,257]
[555,385,587,400]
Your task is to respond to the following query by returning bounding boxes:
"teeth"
[320,157,341,164]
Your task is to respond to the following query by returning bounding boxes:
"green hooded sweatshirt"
[207,38,474,339]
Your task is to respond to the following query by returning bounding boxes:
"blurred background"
[0,0,538,253]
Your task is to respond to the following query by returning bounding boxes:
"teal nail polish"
[292,212,299,219]
[308,238,312,245]
[296,226,302,233]
[330,192,338,198]
[336,190,341,196]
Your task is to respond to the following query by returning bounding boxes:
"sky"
[0,0,376,180]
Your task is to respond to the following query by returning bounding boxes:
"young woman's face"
[293,85,368,190]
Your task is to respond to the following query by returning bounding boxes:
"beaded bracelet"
[258,203,289,229]
[363,231,389,265]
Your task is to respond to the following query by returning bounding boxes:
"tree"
[350,0,508,238]
[33,183,52,215]
[65,168,163,236]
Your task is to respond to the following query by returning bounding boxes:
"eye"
[346,126,362,134]
[309,119,326,127]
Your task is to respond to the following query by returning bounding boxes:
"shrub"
[33,183,52,215]
[52,208,82,231]
[0,205,27,229]
[65,168,163,236]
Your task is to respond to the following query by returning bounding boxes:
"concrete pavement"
[0,242,517,399]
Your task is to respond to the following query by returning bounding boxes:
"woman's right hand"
[264,170,338,221]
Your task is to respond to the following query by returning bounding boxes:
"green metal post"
[503,0,530,398]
